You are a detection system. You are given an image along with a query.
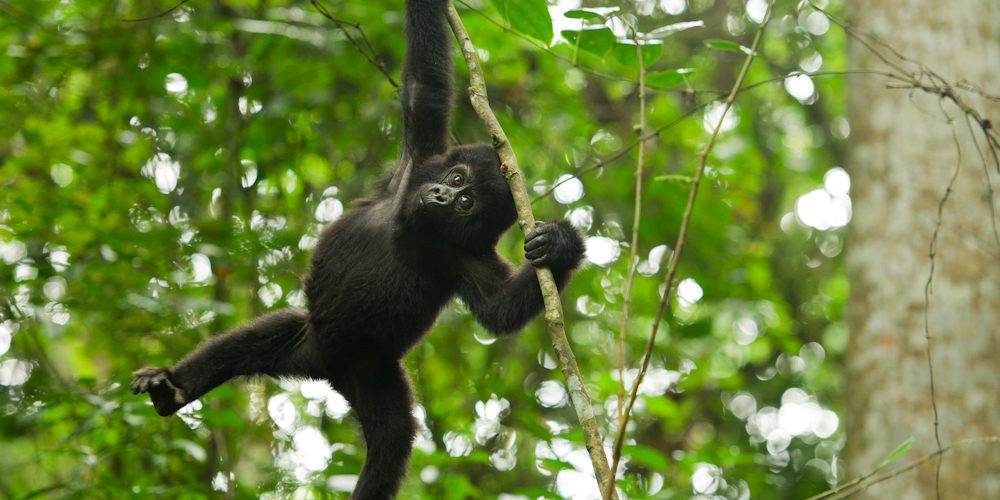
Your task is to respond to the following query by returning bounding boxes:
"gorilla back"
[131,0,585,497]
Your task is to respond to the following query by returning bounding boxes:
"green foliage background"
[0,0,849,497]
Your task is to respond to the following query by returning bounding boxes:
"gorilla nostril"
[425,185,453,205]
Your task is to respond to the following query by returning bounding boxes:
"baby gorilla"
[132,0,584,497]
[132,146,583,497]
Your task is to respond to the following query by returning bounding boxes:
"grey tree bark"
[845,0,1000,498]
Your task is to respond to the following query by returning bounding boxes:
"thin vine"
[604,2,776,495]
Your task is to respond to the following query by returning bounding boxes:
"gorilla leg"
[339,360,417,500]
[132,308,320,416]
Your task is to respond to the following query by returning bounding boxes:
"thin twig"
[446,3,617,497]
[955,79,1000,102]
[310,0,399,88]
[738,69,898,94]
[533,70,898,205]
[922,118,963,499]
[604,2,775,495]
[806,436,1000,500]
[806,1,999,175]
[965,115,1000,246]
[533,104,706,203]
[122,0,193,22]
[805,1,916,78]
[615,37,647,423]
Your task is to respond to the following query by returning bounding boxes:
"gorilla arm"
[458,221,584,335]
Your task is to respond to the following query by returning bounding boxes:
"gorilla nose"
[425,185,454,205]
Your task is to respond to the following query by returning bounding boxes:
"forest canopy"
[1,0,998,498]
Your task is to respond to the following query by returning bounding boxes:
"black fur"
[131,0,584,497]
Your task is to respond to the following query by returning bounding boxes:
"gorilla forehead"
[447,144,500,170]
[410,145,495,183]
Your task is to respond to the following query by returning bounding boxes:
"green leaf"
[645,68,694,88]
[561,28,616,56]
[644,395,679,418]
[876,437,914,469]
[538,457,573,471]
[612,42,663,68]
[494,0,553,43]
[564,9,604,20]
[623,444,670,470]
[704,38,750,54]
[644,20,705,39]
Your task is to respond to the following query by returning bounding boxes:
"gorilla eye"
[457,194,474,210]
[450,172,465,187]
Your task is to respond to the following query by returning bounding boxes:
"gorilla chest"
[307,229,457,343]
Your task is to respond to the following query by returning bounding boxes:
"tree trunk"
[845,0,1000,498]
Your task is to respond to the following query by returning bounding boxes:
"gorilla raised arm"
[131,0,584,497]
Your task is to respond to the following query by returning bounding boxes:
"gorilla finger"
[526,254,546,265]
[131,367,152,377]
[526,221,552,238]
[526,247,547,260]
[529,255,548,267]
[525,236,547,251]
[525,228,546,241]
[132,378,148,394]
[524,242,546,254]
[133,367,163,379]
